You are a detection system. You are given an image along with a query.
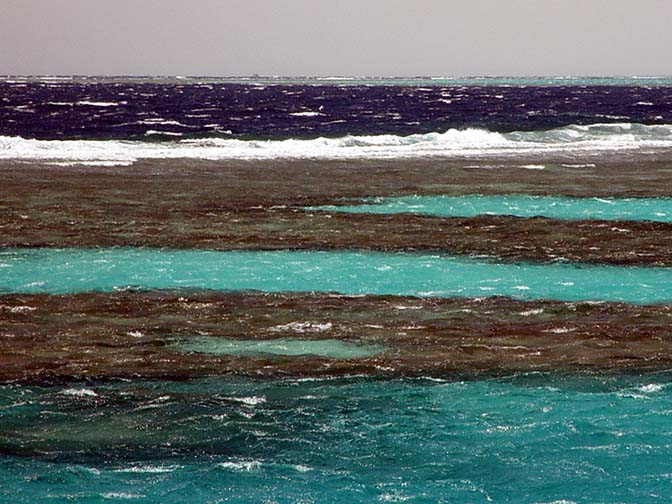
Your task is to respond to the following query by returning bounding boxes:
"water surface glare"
[2,248,672,304]
[312,194,672,222]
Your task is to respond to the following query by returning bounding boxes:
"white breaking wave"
[144,130,184,137]
[114,465,182,473]
[60,388,98,397]
[1,123,672,165]
[268,321,334,333]
[76,100,124,107]
[289,111,323,117]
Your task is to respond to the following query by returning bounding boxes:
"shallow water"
[172,336,385,359]
[2,375,672,503]
[4,76,672,503]
[3,247,672,304]
[314,194,672,222]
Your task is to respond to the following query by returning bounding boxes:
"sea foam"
[1,122,672,165]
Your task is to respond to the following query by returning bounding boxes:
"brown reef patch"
[2,158,672,264]
[2,291,672,383]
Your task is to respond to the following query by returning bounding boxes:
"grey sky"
[1,0,670,76]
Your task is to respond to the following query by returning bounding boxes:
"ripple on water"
[0,375,671,501]
[310,194,672,223]
[3,248,672,304]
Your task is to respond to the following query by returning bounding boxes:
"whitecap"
[289,111,323,117]
[268,321,333,333]
[76,101,124,107]
[2,122,672,163]
[544,327,576,334]
[60,388,98,397]
[218,460,262,472]
[230,396,267,406]
[144,130,183,137]
[114,465,181,474]
[7,305,36,313]
[101,492,144,500]
[519,309,544,316]
[638,384,665,393]
[533,501,578,504]
[139,118,188,126]
[379,493,413,502]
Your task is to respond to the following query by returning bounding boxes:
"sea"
[2,76,672,503]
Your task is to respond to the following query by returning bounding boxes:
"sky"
[1,0,671,77]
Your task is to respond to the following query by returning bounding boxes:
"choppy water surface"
[314,194,672,222]
[3,78,672,141]
[4,76,672,502]
[3,123,672,164]
[2,375,672,503]
[3,78,672,164]
[3,247,672,303]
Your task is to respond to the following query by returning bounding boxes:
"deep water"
[4,78,672,164]
[3,78,672,141]
[3,247,672,304]
[2,375,672,503]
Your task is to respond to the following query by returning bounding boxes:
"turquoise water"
[2,247,672,303]
[173,336,385,359]
[2,375,672,503]
[312,195,672,222]
[4,247,672,502]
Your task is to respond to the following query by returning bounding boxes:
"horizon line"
[3,74,672,80]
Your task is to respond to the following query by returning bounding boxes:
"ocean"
[2,76,672,502]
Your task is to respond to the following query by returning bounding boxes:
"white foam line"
[1,123,671,165]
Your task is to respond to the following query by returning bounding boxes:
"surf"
[2,122,672,164]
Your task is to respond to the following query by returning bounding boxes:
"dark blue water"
[2,78,672,140]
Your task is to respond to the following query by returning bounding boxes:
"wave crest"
[1,123,671,165]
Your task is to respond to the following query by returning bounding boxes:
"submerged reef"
[3,157,672,383]
[3,158,672,265]
[2,291,672,382]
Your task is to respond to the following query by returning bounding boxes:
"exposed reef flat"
[2,158,672,265]
[2,291,672,383]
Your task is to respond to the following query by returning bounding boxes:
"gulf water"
[3,247,672,304]
[3,375,672,503]
[5,76,672,502]
[314,194,672,222]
